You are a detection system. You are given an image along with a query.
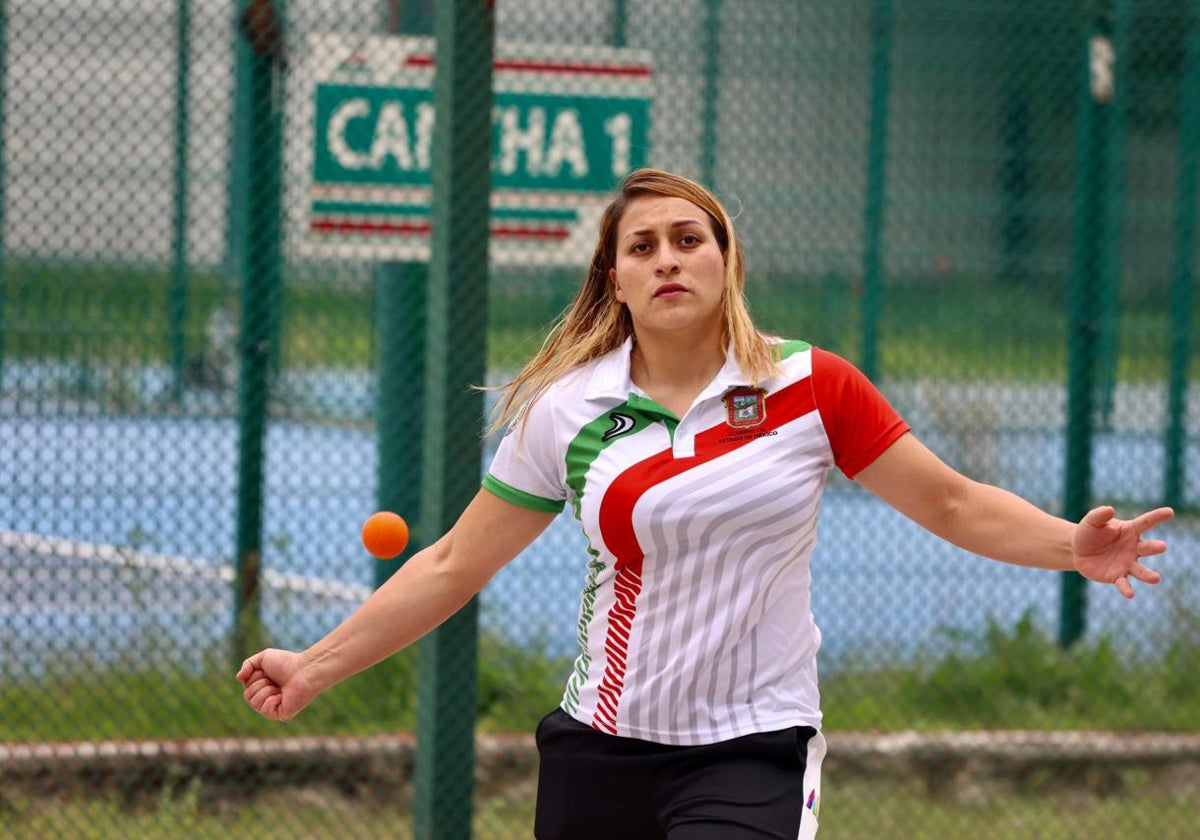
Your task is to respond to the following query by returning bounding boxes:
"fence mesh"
[1,0,1198,837]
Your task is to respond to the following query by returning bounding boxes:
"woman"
[238,169,1173,839]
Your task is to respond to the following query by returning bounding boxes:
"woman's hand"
[1072,505,1174,598]
[236,648,318,722]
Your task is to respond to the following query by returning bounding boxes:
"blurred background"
[0,0,1197,837]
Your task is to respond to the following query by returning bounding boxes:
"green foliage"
[902,611,1133,728]
[474,636,572,733]
[5,606,1199,743]
[5,778,1200,840]
[0,633,560,743]
[822,607,1200,732]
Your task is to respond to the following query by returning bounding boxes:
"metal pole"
[0,0,7,392]
[612,0,628,48]
[374,0,432,589]
[413,2,493,836]
[170,0,192,402]
[1094,0,1131,430]
[860,0,893,381]
[698,0,721,187]
[1165,0,1200,510]
[1061,13,1116,648]
[230,0,286,662]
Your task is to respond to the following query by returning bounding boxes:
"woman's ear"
[609,267,625,303]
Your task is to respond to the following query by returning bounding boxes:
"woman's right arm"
[236,489,557,720]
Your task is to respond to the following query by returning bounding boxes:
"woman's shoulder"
[764,338,860,372]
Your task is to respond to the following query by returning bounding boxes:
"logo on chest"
[723,387,767,429]
[602,411,637,441]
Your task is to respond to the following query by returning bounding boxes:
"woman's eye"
[680,233,700,246]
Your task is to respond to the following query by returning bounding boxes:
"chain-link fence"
[2,0,1198,837]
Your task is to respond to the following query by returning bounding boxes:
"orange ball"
[361,511,409,559]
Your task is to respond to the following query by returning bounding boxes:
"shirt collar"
[582,336,753,403]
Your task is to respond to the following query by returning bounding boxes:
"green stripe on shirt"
[482,474,565,513]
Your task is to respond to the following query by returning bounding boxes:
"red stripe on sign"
[405,53,652,77]
[311,218,431,235]
[491,225,570,241]
[311,218,568,241]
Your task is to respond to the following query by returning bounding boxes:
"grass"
[3,780,1198,839]
[1,613,1198,837]
[3,607,1199,744]
[821,605,1200,732]
[0,636,574,743]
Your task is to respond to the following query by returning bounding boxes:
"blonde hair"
[486,168,779,435]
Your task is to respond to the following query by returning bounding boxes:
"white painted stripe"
[0,531,373,606]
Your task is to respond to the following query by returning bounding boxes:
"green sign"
[304,35,654,264]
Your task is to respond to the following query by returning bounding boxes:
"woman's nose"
[655,245,681,274]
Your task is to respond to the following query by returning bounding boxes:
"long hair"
[485,168,779,435]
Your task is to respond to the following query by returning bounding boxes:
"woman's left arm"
[854,432,1173,598]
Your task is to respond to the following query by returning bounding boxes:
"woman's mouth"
[654,283,687,298]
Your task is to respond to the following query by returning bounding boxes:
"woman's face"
[608,195,726,340]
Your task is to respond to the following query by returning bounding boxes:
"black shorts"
[533,708,825,840]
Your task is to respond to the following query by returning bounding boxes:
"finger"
[252,692,283,718]
[1114,576,1135,599]
[248,684,282,713]
[1136,538,1168,558]
[1129,561,1161,585]
[1083,506,1115,527]
[1131,506,1174,535]
[239,668,266,693]
[236,653,263,682]
[243,675,276,704]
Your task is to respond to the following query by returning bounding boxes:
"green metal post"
[373,264,427,587]
[170,0,192,403]
[699,0,722,187]
[1095,0,1131,430]
[1000,85,1032,287]
[1166,1,1200,510]
[860,0,893,382]
[374,0,433,588]
[820,259,846,357]
[0,0,7,392]
[230,0,286,662]
[1061,14,1114,648]
[612,0,628,47]
[412,1,493,836]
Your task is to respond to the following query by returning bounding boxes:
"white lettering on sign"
[604,112,632,177]
[372,103,414,169]
[326,96,634,181]
[327,99,372,169]
[544,109,588,178]
[496,106,589,178]
[328,98,435,172]
[497,106,547,176]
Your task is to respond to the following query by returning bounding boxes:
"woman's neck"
[629,331,726,416]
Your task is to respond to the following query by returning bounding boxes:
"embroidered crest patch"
[724,387,766,428]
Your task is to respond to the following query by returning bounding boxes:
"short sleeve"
[811,347,910,479]
[483,393,568,513]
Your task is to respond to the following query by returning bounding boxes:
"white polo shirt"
[483,338,909,745]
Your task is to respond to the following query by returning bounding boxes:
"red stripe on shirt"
[589,378,818,732]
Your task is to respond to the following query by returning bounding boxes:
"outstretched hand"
[1072,505,1174,599]
[236,648,317,722]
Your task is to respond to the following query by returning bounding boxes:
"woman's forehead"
[617,195,712,235]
